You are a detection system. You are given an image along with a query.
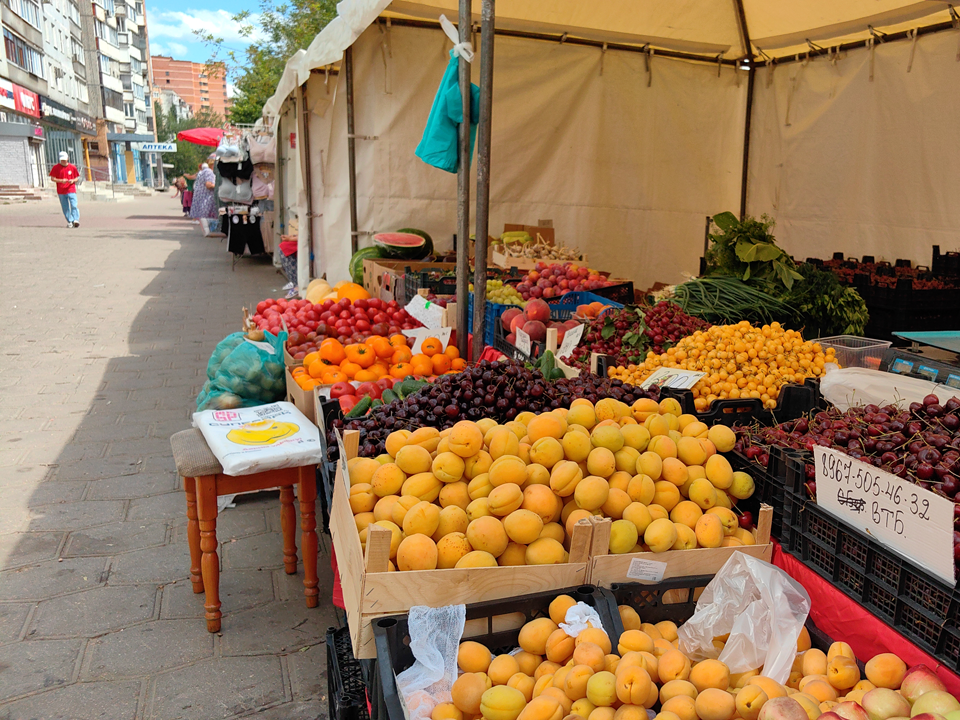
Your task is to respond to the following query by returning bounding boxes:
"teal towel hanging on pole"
[416,50,480,173]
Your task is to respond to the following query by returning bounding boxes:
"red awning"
[176,127,223,147]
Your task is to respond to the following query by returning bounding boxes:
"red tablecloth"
[772,542,960,695]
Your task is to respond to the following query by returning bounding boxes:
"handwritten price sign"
[813,446,956,584]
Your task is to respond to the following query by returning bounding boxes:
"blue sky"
[147,0,266,68]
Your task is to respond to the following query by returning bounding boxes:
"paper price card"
[403,326,452,355]
[515,327,532,356]
[557,323,584,359]
[639,367,706,391]
[626,558,667,583]
[404,294,446,330]
[813,445,956,584]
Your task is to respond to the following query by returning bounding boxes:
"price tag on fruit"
[813,445,956,584]
[404,294,446,330]
[638,367,706,390]
[557,323,584,359]
[515,327,532,356]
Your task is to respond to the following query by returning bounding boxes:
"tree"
[154,101,225,180]
[197,0,337,124]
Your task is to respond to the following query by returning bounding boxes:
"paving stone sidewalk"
[0,195,336,719]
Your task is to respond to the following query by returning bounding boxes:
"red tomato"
[338,395,360,413]
[355,382,382,399]
[329,381,356,399]
[376,377,395,391]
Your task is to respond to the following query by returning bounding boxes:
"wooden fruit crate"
[587,505,773,586]
[330,429,598,659]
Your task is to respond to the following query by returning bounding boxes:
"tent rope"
[600,42,608,76]
[439,14,475,62]
[907,28,919,73]
[866,36,876,81]
[644,45,654,87]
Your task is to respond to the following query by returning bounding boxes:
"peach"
[832,702,870,720]
[690,659,730,692]
[828,656,861,690]
[481,685,527,720]
[791,694,822,720]
[526,537,567,565]
[440,482,471,510]
[644,517,678,553]
[520,617,559,655]
[616,666,652,705]
[912,692,960,717]
[696,688,737,720]
[564,665,595,701]
[433,702,464,720]
[758,697,810,720]
[737,684,770,720]
[586,671,618,707]
[488,654,522,686]
[694,513,724,549]
[865,654,907,690]
[437,532,473,568]
[627,474,656,505]
[900,665,947,704]
[402,472,443,502]
[862,688,911,720]
[452,672,493,714]
[403,500,441,537]
[658,649,692,683]
[662,695,698,720]
[455,550,498,568]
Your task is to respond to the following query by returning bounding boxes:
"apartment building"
[0,0,157,187]
[152,85,191,121]
[150,55,229,119]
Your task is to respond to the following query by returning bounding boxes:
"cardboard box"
[362,260,460,303]
[285,367,317,423]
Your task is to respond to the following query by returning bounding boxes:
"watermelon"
[374,231,430,260]
[349,246,383,284]
[397,228,434,259]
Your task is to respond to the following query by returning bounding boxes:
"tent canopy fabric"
[263,0,954,115]
[176,128,224,147]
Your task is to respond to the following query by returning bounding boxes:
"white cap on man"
[58,151,69,161]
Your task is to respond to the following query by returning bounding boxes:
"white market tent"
[263,1,960,294]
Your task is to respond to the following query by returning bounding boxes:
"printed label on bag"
[626,558,668,583]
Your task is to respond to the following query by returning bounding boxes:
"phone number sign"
[813,446,956,584]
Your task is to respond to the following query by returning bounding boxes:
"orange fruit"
[371,337,394,360]
[391,347,413,364]
[355,369,379,382]
[319,339,346,365]
[341,361,362,379]
[421,338,443,357]
[390,362,414,379]
[303,351,320,367]
[445,345,460,360]
[432,353,452,374]
[451,358,467,371]
[389,334,409,348]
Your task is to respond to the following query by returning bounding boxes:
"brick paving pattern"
[0,194,334,719]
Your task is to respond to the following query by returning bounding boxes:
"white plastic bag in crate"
[193,401,323,476]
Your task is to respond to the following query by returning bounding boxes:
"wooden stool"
[170,428,319,632]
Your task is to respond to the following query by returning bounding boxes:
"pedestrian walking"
[189,163,217,222]
[50,151,80,228]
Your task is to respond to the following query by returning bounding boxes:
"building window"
[123,101,134,117]
[165,79,169,84]
[132,82,144,100]
[130,56,141,74]
[71,37,84,64]
[94,0,115,13]
[69,0,81,25]
[95,19,119,47]
[3,0,41,29]
[104,87,123,110]
[99,53,118,77]
[136,108,147,125]
[164,71,169,76]
[3,28,44,77]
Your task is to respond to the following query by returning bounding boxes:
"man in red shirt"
[49,151,80,228]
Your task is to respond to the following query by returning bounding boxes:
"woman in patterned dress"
[189,163,217,220]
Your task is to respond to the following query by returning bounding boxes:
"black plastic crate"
[328,626,372,720]
[932,245,960,277]
[372,585,619,720]
[591,281,634,305]
[780,464,960,672]
[727,446,802,540]
[402,267,458,307]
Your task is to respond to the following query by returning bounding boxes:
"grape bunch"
[470,280,527,307]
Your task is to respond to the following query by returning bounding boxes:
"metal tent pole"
[733,0,755,220]
[455,0,472,359]
[345,46,360,255]
[471,0,494,361]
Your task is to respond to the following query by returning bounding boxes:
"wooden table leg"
[298,466,319,608]
[184,476,203,594]
[196,475,221,632]
[279,485,298,575]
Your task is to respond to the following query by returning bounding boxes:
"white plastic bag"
[396,605,466,720]
[193,401,324,476]
[677,553,810,683]
[559,603,604,637]
[820,366,960,412]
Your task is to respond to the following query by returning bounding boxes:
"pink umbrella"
[176,127,224,147]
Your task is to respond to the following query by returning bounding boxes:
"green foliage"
[705,212,803,292]
[154,102,225,180]
[197,0,338,123]
[784,264,869,338]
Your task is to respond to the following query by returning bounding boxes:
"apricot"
[736,685,769,720]
[434,505,470,540]
[695,688,736,720]
[456,549,498,567]
[488,427,521,459]
[466,498,492,522]
[576,476,610,511]
[551,461,584,497]
[577,628,613,655]
[571,699,597,719]
[658,649,692,683]
[670,501,703,530]
[540,522,566,544]
[529,413,568,442]
[439,482,471,510]
[449,422,485,457]
[403,500,441,537]
[545,628,576,664]
[396,534,438,571]
[527,537,567,565]
[655,621,679,642]
[864,653,906,689]
[609,519,640,554]
[644,517,679,553]
[549,595,578,625]
[790,693,821,720]
[617,630,654,656]
[494,542,525,566]
[434,531,471,568]
[585,448,616,479]
[589,708,616,720]
[464,516,508,557]
[652,481,681,512]
[660,679,698,704]
[636,452,663,480]
[660,457,689,487]
[621,503,653,537]
[453,672,493,714]
[564,665,595,701]
[349,456,381,485]
[690,659,730,692]
[508,673,535,702]
[640,623,662,640]
[602,488,632,519]
[385,430,412,458]
[513,651,541,677]
[827,656,860,690]
[704,454,734,490]
[746,677,787,700]
[688,478,718,510]
[433,702,464,720]
[349,483,377,514]
[801,680,836,704]
[490,456,528,488]
[488,654,522,686]
[827,642,855,663]
[394,445,432,475]
[654,713,683,720]
[661,695,698,720]
[355,511,376,532]
[489,483,525,517]
[567,403,598,431]
[573,642,607,673]
[614,447,641,475]
[648,504,669,522]
[626,474,656,505]
[402,472,443,502]
[618,606,641,632]
[458,641,494,673]
[735,527,756,546]
[468,474,494,500]
[520,617,559,655]
[464,451,494,481]
[481,685,527,720]
[586,671,617,708]
[694,514,724,549]
[802,649,828,677]
[616,666,652,705]
[519,696,564,720]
